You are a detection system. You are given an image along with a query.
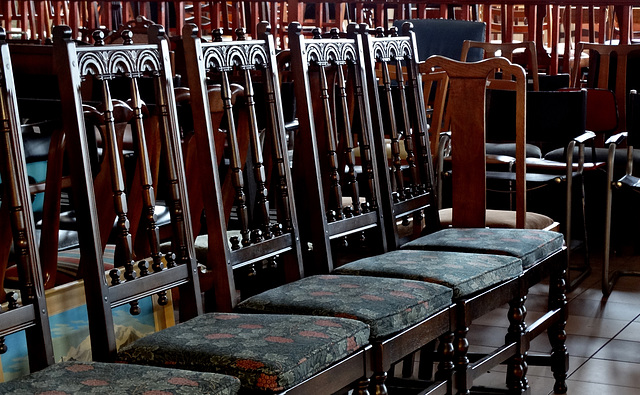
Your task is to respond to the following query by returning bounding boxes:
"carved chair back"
[182,23,304,310]
[53,24,202,362]
[288,22,387,273]
[0,26,55,371]
[360,23,440,249]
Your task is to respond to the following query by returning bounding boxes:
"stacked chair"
[0,26,241,394]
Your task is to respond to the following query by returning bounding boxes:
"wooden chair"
[7,33,167,289]
[335,24,567,394]
[572,42,640,132]
[181,25,305,311]
[235,22,457,395]
[603,89,640,295]
[54,22,375,394]
[396,28,567,393]
[0,26,241,394]
[285,23,389,272]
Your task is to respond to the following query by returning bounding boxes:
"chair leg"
[454,325,470,395]
[506,294,528,392]
[603,156,616,295]
[373,371,388,395]
[567,174,591,291]
[435,332,455,381]
[356,378,371,395]
[548,257,568,394]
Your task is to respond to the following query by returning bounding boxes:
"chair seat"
[545,146,638,175]
[402,228,564,269]
[117,313,370,393]
[486,142,542,158]
[237,275,453,340]
[0,361,241,395]
[439,208,557,230]
[333,250,522,299]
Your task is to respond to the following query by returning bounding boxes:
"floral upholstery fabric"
[402,228,564,269]
[237,275,453,340]
[117,313,370,393]
[333,250,522,298]
[0,361,240,394]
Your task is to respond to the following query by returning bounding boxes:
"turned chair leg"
[506,294,528,392]
[549,259,569,394]
[454,325,470,395]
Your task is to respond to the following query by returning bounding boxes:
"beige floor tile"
[569,359,640,388]
[564,315,628,338]
[615,322,640,341]
[563,380,640,395]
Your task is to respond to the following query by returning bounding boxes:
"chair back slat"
[0,27,55,371]
[422,55,528,229]
[53,23,202,362]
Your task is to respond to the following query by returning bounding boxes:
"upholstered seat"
[0,361,241,395]
[402,228,564,269]
[439,208,557,231]
[117,313,370,392]
[237,275,453,340]
[334,250,522,299]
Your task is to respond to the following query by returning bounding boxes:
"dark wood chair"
[0,26,241,394]
[181,24,305,311]
[237,22,458,395]
[54,22,374,394]
[287,23,389,272]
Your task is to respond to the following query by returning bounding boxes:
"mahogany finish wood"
[53,23,202,362]
[0,26,55,373]
[182,22,304,311]
[288,21,388,273]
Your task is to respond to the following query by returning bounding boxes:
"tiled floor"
[469,249,640,394]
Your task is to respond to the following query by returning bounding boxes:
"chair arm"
[573,130,596,144]
[605,131,627,147]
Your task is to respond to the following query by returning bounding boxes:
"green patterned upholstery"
[334,250,522,298]
[402,228,564,269]
[0,361,240,394]
[237,275,453,340]
[117,313,370,393]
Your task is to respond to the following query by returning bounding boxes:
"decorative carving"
[305,39,356,67]
[76,46,162,79]
[201,41,269,72]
